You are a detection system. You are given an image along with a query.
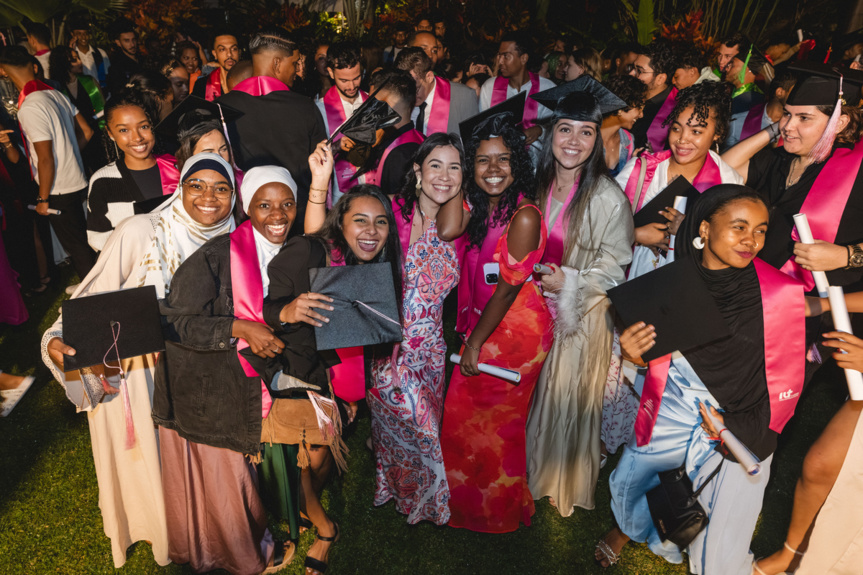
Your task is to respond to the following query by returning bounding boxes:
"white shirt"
[253,227,283,298]
[76,46,111,83]
[478,74,556,117]
[34,51,51,78]
[316,92,366,201]
[411,80,437,135]
[18,90,88,195]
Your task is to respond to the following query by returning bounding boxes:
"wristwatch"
[35,197,50,204]
[846,244,863,269]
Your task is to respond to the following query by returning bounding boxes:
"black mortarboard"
[155,95,243,141]
[327,81,401,147]
[786,62,863,107]
[458,92,526,143]
[531,76,627,125]
[62,286,166,370]
[607,258,731,361]
[632,177,701,228]
[309,262,401,350]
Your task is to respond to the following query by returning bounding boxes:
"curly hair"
[396,132,465,223]
[663,81,733,144]
[464,126,536,248]
[602,74,648,112]
[816,104,863,145]
[643,41,677,80]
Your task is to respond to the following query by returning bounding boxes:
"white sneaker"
[65,283,80,295]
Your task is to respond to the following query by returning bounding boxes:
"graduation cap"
[155,95,243,141]
[327,80,401,147]
[62,286,166,371]
[531,76,627,125]
[632,176,701,228]
[786,61,863,107]
[458,92,526,143]
[309,262,401,350]
[607,258,731,362]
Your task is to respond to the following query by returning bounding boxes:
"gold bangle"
[308,199,326,205]
[309,187,328,193]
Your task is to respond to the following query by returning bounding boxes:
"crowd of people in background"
[1,6,863,575]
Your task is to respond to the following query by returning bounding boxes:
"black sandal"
[27,275,52,295]
[299,515,313,534]
[304,522,339,574]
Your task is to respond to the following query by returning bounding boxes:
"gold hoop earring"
[415,179,422,197]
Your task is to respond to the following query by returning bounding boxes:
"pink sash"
[633,258,805,446]
[740,102,767,142]
[425,76,451,135]
[365,129,425,187]
[624,150,723,213]
[645,87,679,153]
[155,154,180,196]
[204,69,222,102]
[779,142,863,291]
[456,220,508,333]
[543,178,579,266]
[231,76,290,97]
[229,221,273,418]
[324,86,368,194]
[490,72,542,129]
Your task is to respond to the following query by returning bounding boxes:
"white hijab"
[240,165,297,215]
[136,153,237,297]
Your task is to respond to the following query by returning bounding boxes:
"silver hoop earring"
[692,236,705,249]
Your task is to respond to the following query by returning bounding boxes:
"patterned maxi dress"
[441,205,554,533]
[369,220,460,525]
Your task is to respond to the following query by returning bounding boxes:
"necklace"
[785,157,806,188]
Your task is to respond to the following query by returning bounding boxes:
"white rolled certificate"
[826,286,863,400]
[668,196,688,251]
[704,409,762,476]
[533,263,553,275]
[27,205,62,216]
[792,213,830,297]
[449,354,522,384]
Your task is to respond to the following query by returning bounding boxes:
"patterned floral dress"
[369,220,459,525]
[441,205,554,533]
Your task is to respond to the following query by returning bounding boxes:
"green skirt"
[258,443,301,540]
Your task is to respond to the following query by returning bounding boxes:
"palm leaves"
[0,0,127,31]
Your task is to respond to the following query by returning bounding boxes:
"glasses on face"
[633,65,654,79]
[183,179,233,198]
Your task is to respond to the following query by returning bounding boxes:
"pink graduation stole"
[324,86,368,194]
[779,142,863,291]
[364,129,425,187]
[155,154,180,196]
[425,76,452,135]
[624,150,722,213]
[454,196,523,333]
[543,178,580,266]
[204,69,223,102]
[231,76,290,97]
[740,102,767,142]
[326,253,366,402]
[645,87,679,153]
[229,220,273,418]
[633,258,805,447]
[490,72,542,129]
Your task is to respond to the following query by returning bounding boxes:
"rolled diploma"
[533,263,553,275]
[792,213,829,297]
[449,353,521,383]
[27,205,62,215]
[668,196,688,251]
[826,285,863,400]
[704,409,762,476]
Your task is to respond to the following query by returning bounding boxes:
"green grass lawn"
[0,267,847,574]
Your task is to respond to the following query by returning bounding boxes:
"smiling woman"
[85,93,180,251]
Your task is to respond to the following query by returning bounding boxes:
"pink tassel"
[807,342,823,365]
[306,391,338,441]
[120,376,136,449]
[809,76,844,163]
